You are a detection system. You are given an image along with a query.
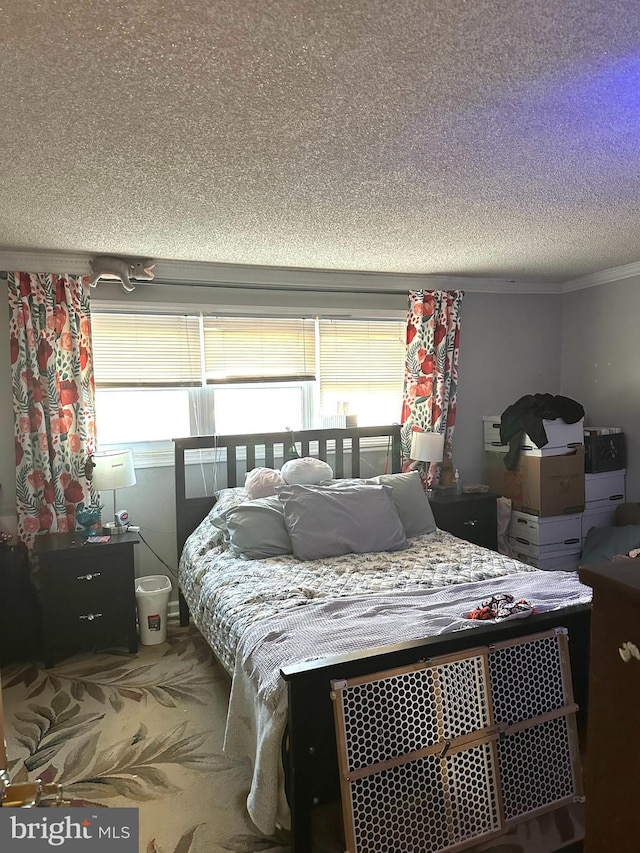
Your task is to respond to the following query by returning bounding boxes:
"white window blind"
[202,316,316,383]
[92,313,202,387]
[319,319,406,424]
[91,312,407,438]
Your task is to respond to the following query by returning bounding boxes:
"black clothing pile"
[499,394,585,470]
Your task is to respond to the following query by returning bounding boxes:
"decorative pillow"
[318,472,436,538]
[369,472,436,538]
[280,456,334,485]
[277,483,408,560]
[245,467,285,499]
[224,496,293,559]
[207,488,250,537]
[210,487,249,514]
[580,524,640,565]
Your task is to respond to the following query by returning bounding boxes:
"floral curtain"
[8,272,97,545]
[400,290,464,485]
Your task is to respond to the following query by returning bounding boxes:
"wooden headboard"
[173,424,402,558]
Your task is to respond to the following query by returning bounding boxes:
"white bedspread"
[180,524,544,675]
[223,569,592,835]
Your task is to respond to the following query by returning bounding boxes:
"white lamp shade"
[92,449,137,491]
[410,430,445,463]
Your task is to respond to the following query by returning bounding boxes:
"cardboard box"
[485,447,585,517]
[507,535,581,559]
[581,505,618,543]
[509,547,582,572]
[508,511,582,547]
[584,469,626,505]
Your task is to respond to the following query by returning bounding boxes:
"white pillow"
[280,456,334,485]
[245,467,285,499]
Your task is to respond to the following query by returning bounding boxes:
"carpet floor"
[2,623,583,852]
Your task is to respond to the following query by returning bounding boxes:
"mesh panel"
[489,635,565,725]
[498,717,576,821]
[332,629,582,853]
[349,745,500,853]
[342,657,488,772]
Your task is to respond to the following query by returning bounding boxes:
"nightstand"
[32,532,139,667]
[429,492,499,550]
[0,541,41,664]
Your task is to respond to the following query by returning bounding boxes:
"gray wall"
[561,276,640,500]
[453,291,563,486]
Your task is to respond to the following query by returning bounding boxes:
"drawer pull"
[608,494,624,502]
[618,642,640,663]
[463,519,478,526]
[77,572,101,581]
[78,613,103,622]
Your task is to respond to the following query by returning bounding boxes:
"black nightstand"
[0,542,41,664]
[32,532,139,668]
[429,492,499,551]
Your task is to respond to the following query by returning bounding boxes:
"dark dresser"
[579,560,640,853]
[0,540,41,664]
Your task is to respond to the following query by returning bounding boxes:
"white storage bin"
[483,416,584,456]
[581,505,618,542]
[507,535,581,559]
[584,470,626,506]
[511,548,581,572]
[135,575,172,645]
[508,511,582,547]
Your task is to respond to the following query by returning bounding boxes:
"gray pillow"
[207,487,250,538]
[320,472,436,538]
[580,524,640,566]
[224,496,293,559]
[369,471,436,537]
[277,483,409,561]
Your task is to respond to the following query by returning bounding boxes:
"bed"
[173,424,592,852]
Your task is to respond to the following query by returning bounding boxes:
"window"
[92,313,405,447]
[319,320,406,427]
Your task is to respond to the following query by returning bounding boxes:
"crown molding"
[561,260,640,292]
[4,247,638,294]
[0,248,560,294]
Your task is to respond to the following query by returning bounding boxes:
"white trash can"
[135,575,172,645]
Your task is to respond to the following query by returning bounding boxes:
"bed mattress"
[179,514,540,676]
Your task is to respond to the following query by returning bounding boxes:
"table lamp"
[410,430,445,486]
[92,449,136,534]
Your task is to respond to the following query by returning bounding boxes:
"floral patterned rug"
[2,624,583,852]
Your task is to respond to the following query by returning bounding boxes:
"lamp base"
[431,484,457,497]
[103,522,130,535]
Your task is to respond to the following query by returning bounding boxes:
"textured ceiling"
[1,0,640,284]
